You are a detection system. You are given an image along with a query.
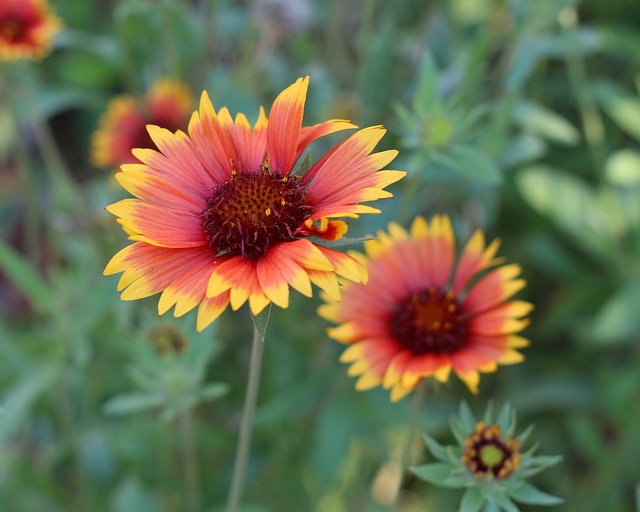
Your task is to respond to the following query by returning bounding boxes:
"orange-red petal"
[266,76,309,175]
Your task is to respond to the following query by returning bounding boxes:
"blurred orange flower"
[104,77,404,331]
[319,215,531,402]
[0,0,62,61]
[91,79,194,170]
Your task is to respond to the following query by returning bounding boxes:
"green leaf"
[492,491,520,512]
[315,236,375,248]
[0,241,54,315]
[424,434,451,463]
[251,304,272,342]
[509,483,563,506]
[586,280,640,345]
[37,86,100,118]
[450,417,468,446]
[197,383,229,402]
[458,401,477,431]
[515,166,616,260]
[635,484,639,512]
[0,364,59,446]
[595,83,640,142]
[309,395,358,493]
[513,100,580,145]
[605,149,640,187]
[393,101,419,133]
[445,470,473,487]
[103,392,165,416]
[503,35,537,91]
[482,501,501,512]
[495,403,512,435]
[293,152,312,176]
[517,424,535,446]
[442,144,502,184]
[254,377,327,426]
[460,487,485,512]
[518,455,563,478]
[412,463,457,487]
[482,401,494,425]
[413,52,439,116]
[112,477,163,512]
[501,133,547,168]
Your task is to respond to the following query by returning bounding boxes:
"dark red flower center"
[201,168,310,259]
[389,288,467,355]
[462,422,521,479]
[0,16,27,42]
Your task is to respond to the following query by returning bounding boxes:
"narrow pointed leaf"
[0,241,54,314]
[460,487,485,512]
[458,402,477,430]
[103,392,165,416]
[424,434,451,462]
[412,463,455,486]
[443,144,502,184]
[493,492,520,512]
[509,483,563,505]
[252,304,272,342]
[198,382,229,402]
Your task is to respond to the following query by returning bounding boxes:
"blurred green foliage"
[1,0,639,511]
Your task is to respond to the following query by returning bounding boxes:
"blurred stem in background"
[179,406,201,512]
[225,318,267,512]
[560,6,606,171]
[2,64,78,224]
[392,381,426,511]
[358,0,376,97]
[162,1,182,80]
[3,68,40,266]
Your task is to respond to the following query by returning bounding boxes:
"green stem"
[560,7,606,170]
[393,382,426,510]
[180,407,201,512]
[162,2,182,79]
[31,111,77,209]
[225,323,265,512]
[8,94,40,266]
[358,0,376,113]
[56,341,87,512]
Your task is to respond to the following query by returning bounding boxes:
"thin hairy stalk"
[225,323,265,512]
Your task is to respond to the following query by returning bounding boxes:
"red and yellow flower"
[0,0,62,61]
[319,215,531,402]
[91,79,194,169]
[104,77,404,331]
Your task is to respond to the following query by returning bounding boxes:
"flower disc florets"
[462,421,521,479]
[202,168,310,259]
[389,288,467,355]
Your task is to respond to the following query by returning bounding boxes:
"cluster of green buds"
[412,403,562,512]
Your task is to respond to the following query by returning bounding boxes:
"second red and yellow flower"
[319,215,532,401]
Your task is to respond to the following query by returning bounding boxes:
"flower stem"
[393,382,426,510]
[225,323,265,512]
[180,407,201,512]
[9,99,40,266]
[3,67,40,265]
